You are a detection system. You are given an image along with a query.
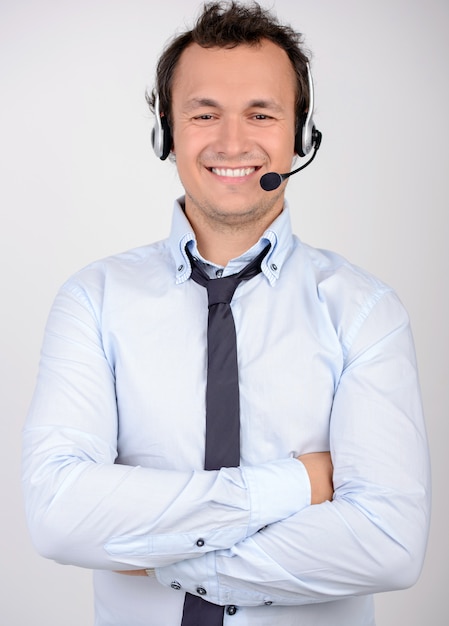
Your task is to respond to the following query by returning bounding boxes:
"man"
[22,2,430,625]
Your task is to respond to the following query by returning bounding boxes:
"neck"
[184,196,284,266]
[195,225,264,266]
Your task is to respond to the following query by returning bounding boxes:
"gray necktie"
[181,243,270,625]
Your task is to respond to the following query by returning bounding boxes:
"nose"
[213,115,251,158]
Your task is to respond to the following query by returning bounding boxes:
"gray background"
[1,0,447,623]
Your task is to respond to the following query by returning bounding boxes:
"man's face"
[170,39,297,233]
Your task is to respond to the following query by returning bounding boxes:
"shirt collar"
[168,196,294,286]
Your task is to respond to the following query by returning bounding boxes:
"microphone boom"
[259,129,322,191]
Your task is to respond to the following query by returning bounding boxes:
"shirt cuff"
[241,457,311,535]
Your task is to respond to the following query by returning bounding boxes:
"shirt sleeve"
[155,290,431,605]
[22,281,311,571]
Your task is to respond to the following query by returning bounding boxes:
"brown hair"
[147,1,310,128]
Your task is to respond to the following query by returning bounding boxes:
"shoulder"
[289,238,409,354]
[292,237,393,302]
[66,239,170,283]
[55,239,173,309]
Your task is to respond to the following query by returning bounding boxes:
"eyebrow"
[248,99,284,112]
[184,98,220,110]
[184,97,284,112]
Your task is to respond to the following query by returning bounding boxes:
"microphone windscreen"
[259,172,282,191]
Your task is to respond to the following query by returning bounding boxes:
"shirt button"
[215,269,223,277]
[196,587,207,596]
[177,264,184,272]
[170,581,182,590]
[270,263,278,271]
[226,605,238,615]
[196,538,205,547]
[264,600,273,606]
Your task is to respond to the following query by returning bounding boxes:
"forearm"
[118,451,333,577]
[156,446,429,605]
[23,426,310,570]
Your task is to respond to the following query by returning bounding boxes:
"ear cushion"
[160,116,172,160]
[152,114,172,161]
[294,113,308,157]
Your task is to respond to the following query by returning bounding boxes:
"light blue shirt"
[22,199,431,626]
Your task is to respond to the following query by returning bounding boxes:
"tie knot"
[186,243,271,306]
[206,274,241,307]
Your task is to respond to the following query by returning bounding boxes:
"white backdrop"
[1,0,447,623]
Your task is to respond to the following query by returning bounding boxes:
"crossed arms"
[22,268,431,606]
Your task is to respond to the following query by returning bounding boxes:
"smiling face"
[170,39,297,238]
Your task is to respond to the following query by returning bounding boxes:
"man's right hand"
[297,452,334,504]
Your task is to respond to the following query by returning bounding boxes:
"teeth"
[211,167,255,177]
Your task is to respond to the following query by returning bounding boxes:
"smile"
[210,167,257,178]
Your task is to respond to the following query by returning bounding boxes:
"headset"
[151,62,321,189]
[295,62,318,157]
[152,92,172,161]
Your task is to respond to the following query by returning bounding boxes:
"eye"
[251,113,275,122]
[193,114,215,121]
